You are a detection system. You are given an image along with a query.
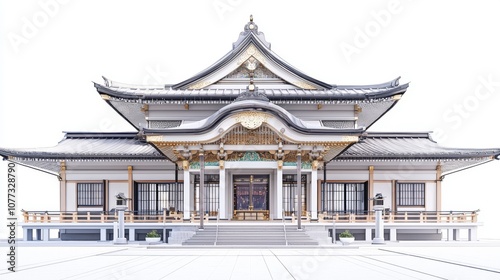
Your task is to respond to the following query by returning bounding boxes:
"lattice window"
[148,120,182,129]
[77,183,104,207]
[194,174,220,216]
[397,183,425,206]
[321,120,356,129]
[135,182,184,215]
[282,174,307,216]
[321,182,367,214]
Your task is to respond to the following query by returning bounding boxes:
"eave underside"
[2,132,498,176]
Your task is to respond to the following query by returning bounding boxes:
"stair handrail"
[214,208,220,246]
[282,210,288,246]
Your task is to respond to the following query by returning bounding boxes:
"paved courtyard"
[2,241,500,279]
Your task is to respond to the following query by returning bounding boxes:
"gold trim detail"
[293,81,316,90]
[235,111,269,130]
[189,80,212,90]
[236,45,268,67]
[100,94,110,100]
[147,135,164,142]
[341,136,358,142]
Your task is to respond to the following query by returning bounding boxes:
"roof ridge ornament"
[234,86,269,102]
[232,15,271,49]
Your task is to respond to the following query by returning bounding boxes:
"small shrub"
[339,230,354,238]
[146,230,160,238]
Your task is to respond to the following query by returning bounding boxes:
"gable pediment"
[179,41,326,90]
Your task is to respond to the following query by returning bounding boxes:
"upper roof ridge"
[232,15,271,49]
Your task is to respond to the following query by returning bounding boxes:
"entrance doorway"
[233,175,269,220]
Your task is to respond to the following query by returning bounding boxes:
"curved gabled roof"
[143,98,363,135]
[94,17,408,101]
[171,19,332,90]
[94,78,407,101]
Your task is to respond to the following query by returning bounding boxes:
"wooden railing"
[21,210,479,224]
[318,210,479,223]
[22,210,183,223]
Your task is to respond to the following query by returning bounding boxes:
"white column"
[372,207,385,244]
[311,170,318,220]
[115,208,127,244]
[276,168,283,219]
[42,228,50,242]
[469,228,478,241]
[365,228,371,241]
[219,167,226,219]
[183,170,191,220]
[100,228,106,241]
[129,228,135,241]
[390,228,397,241]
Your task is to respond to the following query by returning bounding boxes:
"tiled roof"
[337,132,500,160]
[0,132,164,159]
[95,79,408,101]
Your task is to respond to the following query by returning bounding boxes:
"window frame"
[77,182,104,207]
[396,182,425,207]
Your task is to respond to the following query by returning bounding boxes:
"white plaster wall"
[374,170,435,181]
[324,170,369,181]
[425,182,437,211]
[374,182,392,210]
[66,182,76,211]
[66,170,128,181]
[108,182,129,210]
[132,170,176,181]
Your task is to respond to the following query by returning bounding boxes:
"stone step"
[183,224,318,246]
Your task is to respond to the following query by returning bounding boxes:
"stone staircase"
[182,224,318,246]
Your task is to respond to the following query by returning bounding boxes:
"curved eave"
[143,100,364,136]
[95,82,408,102]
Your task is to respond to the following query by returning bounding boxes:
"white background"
[0,0,499,239]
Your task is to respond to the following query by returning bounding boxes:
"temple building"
[2,17,500,244]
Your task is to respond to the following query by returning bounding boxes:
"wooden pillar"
[391,180,397,212]
[310,168,318,220]
[199,149,205,229]
[436,164,442,212]
[127,166,133,212]
[276,163,283,219]
[183,162,191,220]
[297,149,302,230]
[368,165,374,212]
[59,161,67,212]
[219,163,226,219]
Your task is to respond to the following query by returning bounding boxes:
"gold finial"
[250,15,253,22]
